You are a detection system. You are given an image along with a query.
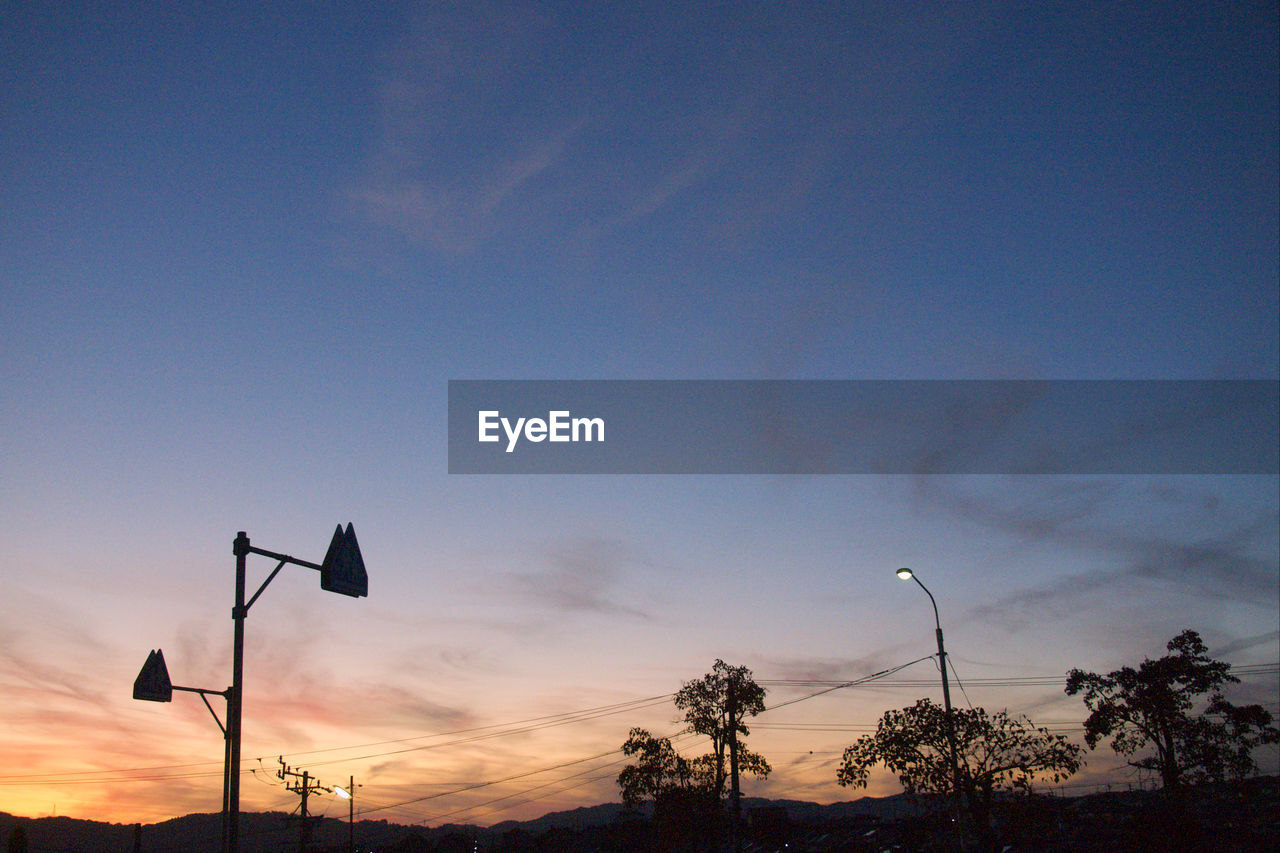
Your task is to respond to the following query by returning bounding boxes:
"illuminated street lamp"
[135,525,368,853]
[895,568,964,830]
[334,776,360,853]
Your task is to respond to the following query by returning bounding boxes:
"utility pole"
[278,758,330,853]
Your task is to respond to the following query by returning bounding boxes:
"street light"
[334,776,360,853]
[227,525,367,853]
[895,567,963,829]
[133,650,232,850]
[136,525,368,853]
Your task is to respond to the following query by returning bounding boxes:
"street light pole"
[896,568,963,832]
[136,526,366,853]
[347,775,354,853]
[335,776,358,853]
[228,527,367,853]
[228,532,249,853]
[133,650,230,848]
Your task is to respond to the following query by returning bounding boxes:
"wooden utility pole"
[278,758,329,853]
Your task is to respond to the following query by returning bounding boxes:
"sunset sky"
[2,0,1277,829]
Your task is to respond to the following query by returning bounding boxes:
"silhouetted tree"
[617,727,702,809]
[1066,628,1279,790]
[837,698,1082,830]
[617,662,771,849]
[616,728,721,850]
[673,659,771,800]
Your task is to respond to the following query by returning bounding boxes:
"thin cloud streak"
[915,477,1279,632]
[505,537,654,620]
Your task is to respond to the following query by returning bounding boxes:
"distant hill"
[483,792,935,836]
[0,793,932,853]
[5,780,1276,852]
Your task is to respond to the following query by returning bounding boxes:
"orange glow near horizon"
[1,636,1214,828]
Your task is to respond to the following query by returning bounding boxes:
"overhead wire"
[0,693,676,787]
[266,694,677,769]
[947,655,975,709]
[359,655,943,825]
[419,655,1278,827]
[378,734,710,826]
[6,659,1273,801]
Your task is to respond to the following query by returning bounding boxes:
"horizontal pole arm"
[173,685,229,698]
[172,685,228,736]
[245,544,322,572]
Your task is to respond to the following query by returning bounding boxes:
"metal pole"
[348,775,355,853]
[221,715,231,853]
[229,532,249,853]
[908,574,964,842]
[934,625,962,799]
[728,677,740,853]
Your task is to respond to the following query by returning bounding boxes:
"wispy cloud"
[351,122,581,253]
[505,537,653,620]
[759,652,914,686]
[346,1,584,253]
[916,477,1279,632]
[1211,630,1280,658]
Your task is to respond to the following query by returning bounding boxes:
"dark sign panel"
[321,523,368,598]
[133,649,173,702]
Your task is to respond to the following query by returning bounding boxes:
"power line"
[354,656,942,825]
[0,694,675,787]
[371,652,1280,827]
[7,662,1272,792]
[374,732,711,826]
[292,695,676,769]
[947,655,975,709]
[760,656,937,713]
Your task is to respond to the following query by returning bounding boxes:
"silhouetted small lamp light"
[896,567,914,581]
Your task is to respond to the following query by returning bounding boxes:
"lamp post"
[227,525,367,853]
[136,525,367,853]
[895,568,963,832]
[133,650,231,849]
[334,776,359,853]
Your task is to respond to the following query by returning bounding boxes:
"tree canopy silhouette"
[837,698,1082,828]
[617,727,700,809]
[1066,628,1279,790]
[617,661,771,807]
[617,661,771,849]
[672,658,771,799]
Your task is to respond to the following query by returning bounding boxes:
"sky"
[1,0,1278,830]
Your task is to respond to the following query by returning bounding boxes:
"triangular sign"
[133,649,173,702]
[321,522,368,598]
